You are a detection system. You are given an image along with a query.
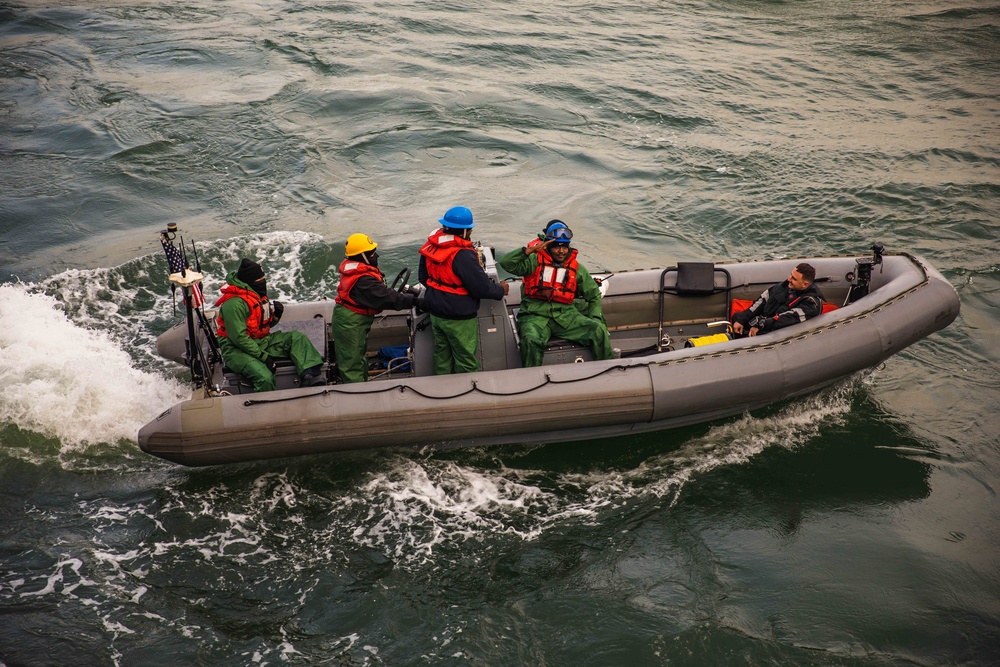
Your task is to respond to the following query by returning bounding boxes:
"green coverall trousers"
[517,309,614,368]
[431,315,480,374]
[220,330,323,392]
[330,307,375,383]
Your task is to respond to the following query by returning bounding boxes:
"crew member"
[731,263,824,337]
[418,206,508,374]
[498,220,614,367]
[331,233,420,383]
[215,258,326,391]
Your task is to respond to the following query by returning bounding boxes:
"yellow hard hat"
[345,233,377,256]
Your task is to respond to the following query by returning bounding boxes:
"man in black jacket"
[732,263,824,337]
[418,206,508,374]
[331,233,420,383]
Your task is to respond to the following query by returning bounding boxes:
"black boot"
[300,366,326,387]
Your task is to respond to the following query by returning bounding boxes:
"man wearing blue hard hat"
[498,219,613,367]
[418,206,509,374]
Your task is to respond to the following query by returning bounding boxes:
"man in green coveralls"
[498,220,614,368]
[418,206,509,374]
[331,233,420,383]
[214,258,326,392]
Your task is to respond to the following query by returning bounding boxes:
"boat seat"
[273,316,328,361]
[654,264,734,348]
[541,337,594,365]
[221,316,329,394]
[675,262,717,295]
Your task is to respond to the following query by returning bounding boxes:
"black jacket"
[350,275,416,312]
[418,248,505,319]
[732,279,824,333]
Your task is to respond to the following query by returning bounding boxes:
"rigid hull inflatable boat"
[139,236,960,467]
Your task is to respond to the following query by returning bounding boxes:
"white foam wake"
[0,282,189,450]
[606,380,860,505]
[0,231,331,458]
[345,379,862,564]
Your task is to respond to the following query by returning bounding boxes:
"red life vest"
[214,284,272,339]
[419,229,473,296]
[523,241,579,304]
[335,259,383,316]
[730,298,838,317]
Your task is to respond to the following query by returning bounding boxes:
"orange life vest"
[335,260,383,316]
[419,229,473,296]
[523,241,579,304]
[214,284,272,339]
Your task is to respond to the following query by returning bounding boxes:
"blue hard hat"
[544,220,573,243]
[544,219,566,234]
[439,206,475,229]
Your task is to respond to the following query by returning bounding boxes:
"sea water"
[2,1,998,665]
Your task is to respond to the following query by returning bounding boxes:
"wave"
[0,282,189,453]
[0,231,334,464]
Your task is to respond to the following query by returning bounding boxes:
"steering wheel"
[390,267,411,293]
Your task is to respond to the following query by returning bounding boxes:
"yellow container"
[683,333,731,348]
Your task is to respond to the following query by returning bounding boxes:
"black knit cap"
[236,258,265,284]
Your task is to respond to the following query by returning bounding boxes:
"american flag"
[161,235,205,308]
[161,236,188,275]
[188,281,205,308]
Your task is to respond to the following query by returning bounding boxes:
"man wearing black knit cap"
[213,258,326,391]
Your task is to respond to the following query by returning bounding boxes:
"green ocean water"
[1,1,998,665]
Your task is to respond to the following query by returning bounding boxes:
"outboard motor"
[846,242,885,304]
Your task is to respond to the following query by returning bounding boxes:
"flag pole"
[159,223,211,390]
[187,237,222,367]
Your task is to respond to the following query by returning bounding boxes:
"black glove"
[749,315,772,332]
[271,300,284,324]
[414,296,426,313]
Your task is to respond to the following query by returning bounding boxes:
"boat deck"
[214,255,858,394]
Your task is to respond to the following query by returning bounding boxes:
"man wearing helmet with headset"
[498,220,614,367]
[331,233,421,383]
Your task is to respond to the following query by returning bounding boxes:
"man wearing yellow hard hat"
[331,234,420,383]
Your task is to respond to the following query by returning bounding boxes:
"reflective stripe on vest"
[541,266,568,285]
